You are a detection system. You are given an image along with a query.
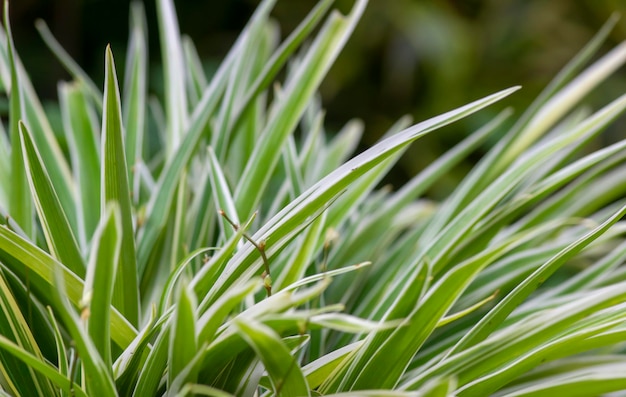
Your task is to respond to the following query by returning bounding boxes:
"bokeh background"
[7,0,626,195]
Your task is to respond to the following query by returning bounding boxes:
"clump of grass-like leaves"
[0,0,625,396]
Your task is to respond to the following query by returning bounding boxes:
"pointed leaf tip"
[105,44,114,59]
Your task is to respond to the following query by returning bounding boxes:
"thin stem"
[220,209,272,296]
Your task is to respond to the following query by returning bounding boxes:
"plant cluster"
[0,0,625,396]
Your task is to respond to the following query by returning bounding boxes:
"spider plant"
[0,0,625,396]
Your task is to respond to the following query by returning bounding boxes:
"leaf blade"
[20,122,85,277]
[101,45,140,326]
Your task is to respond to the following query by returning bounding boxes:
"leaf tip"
[34,18,45,30]
[105,43,114,63]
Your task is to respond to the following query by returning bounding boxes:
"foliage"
[0,0,625,396]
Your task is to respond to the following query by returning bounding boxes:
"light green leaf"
[59,81,101,245]
[159,247,217,315]
[235,318,311,397]
[132,322,173,397]
[448,203,626,356]
[46,307,68,379]
[273,212,326,291]
[136,0,315,276]
[0,271,57,396]
[84,204,121,368]
[0,334,86,397]
[51,273,117,396]
[20,122,85,277]
[5,1,32,238]
[156,0,188,158]
[123,1,148,197]
[182,36,207,106]
[423,93,626,276]
[102,45,140,326]
[177,384,234,397]
[0,122,9,207]
[234,0,367,219]
[336,221,562,391]
[0,225,137,349]
[192,213,255,306]
[229,0,334,138]
[208,147,240,241]
[310,313,402,334]
[304,342,362,390]
[197,280,261,345]
[496,360,626,397]
[113,307,161,396]
[168,285,198,388]
[210,0,269,161]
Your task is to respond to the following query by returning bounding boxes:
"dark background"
[6,0,626,194]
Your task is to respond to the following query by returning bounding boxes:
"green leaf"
[228,0,334,138]
[59,82,101,245]
[450,283,626,395]
[132,327,170,397]
[208,147,240,241]
[273,212,326,291]
[545,239,626,298]
[210,0,269,161]
[209,87,518,304]
[448,203,626,356]
[456,15,623,209]
[335,222,562,391]
[384,109,511,218]
[177,384,235,397]
[123,1,148,198]
[500,41,626,169]
[50,273,117,396]
[84,204,121,368]
[192,213,255,306]
[196,279,260,345]
[46,307,68,379]
[182,36,207,106]
[234,318,311,397]
[0,123,10,207]
[169,174,189,275]
[234,0,367,219]
[0,334,87,397]
[0,271,57,396]
[102,45,140,326]
[113,308,161,396]
[303,342,362,390]
[159,247,217,315]
[136,0,280,276]
[418,22,625,245]
[0,225,137,349]
[319,119,364,178]
[19,122,85,277]
[168,284,198,389]
[283,135,305,197]
[156,0,188,158]
[496,360,626,397]
[422,93,626,276]
[5,1,32,237]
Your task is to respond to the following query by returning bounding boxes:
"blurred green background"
[8,0,626,195]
